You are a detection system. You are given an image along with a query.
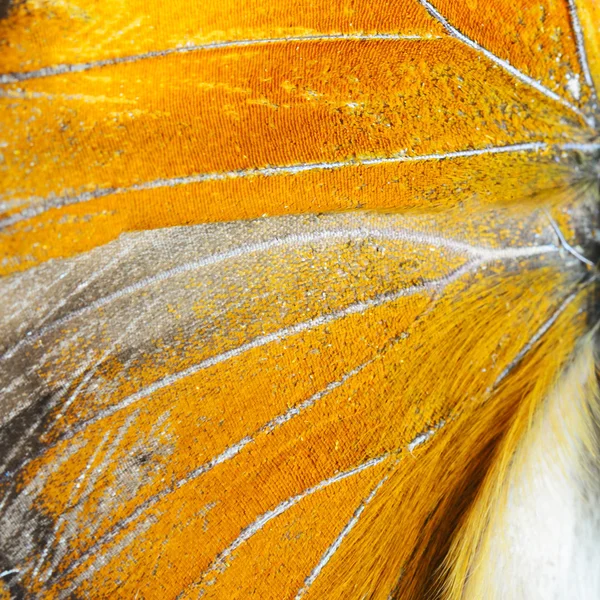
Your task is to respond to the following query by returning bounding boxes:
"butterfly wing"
[0,203,594,598]
[572,0,600,105]
[0,1,598,598]
[0,0,595,273]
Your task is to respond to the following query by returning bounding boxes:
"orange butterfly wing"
[0,0,595,272]
[0,1,598,599]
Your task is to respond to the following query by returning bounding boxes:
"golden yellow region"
[576,0,600,95]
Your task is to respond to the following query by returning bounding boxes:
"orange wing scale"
[0,0,598,599]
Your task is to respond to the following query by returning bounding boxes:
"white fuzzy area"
[466,338,600,599]
[566,74,582,101]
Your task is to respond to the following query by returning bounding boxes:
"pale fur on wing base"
[445,333,600,600]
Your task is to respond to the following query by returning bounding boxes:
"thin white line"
[255,361,373,436]
[0,142,550,230]
[0,438,85,509]
[476,244,557,262]
[2,222,552,363]
[0,33,441,84]
[54,254,555,439]
[417,0,595,129]
[5,244,557,451]
[544,208,595,267]
[56,318,144,416]
[42,413,138,585]
[17,223,566,585]
[1,244,133,374]
[0,387,62,472]
[0,489,10,515]
[30,430,112,580]
[56,515,155,600]
[566,0,597,95]
[194,420,445,593]
[60,453,392,598]
[197,454,390,582]
[58,273,459,437]
[0,569,19,578]
[557,142,600,153]
[294,472,391,599]
[2,260,78,325]
[39,245,133,331]
[0,228,461,362]
[0,235,559,507]
[0,88,141,104]
[0,310,148,448]
[55,441,250,582]
[493,288,582,387]
[407,419,445,452]
[56,419,446,596]
[294,415,442,600]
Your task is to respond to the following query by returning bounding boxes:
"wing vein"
[50,359,373,588]
[192,422,445,594]
[1,223,527,364]
[25,246,554,464]
[0,33,442,85]
[2,141,578,230]
[416,0,594,128]
[566,0,598,102]
[192,455,391,590]
[294,469,393,599]
[42,253,555,441]
[493,283,587,387]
